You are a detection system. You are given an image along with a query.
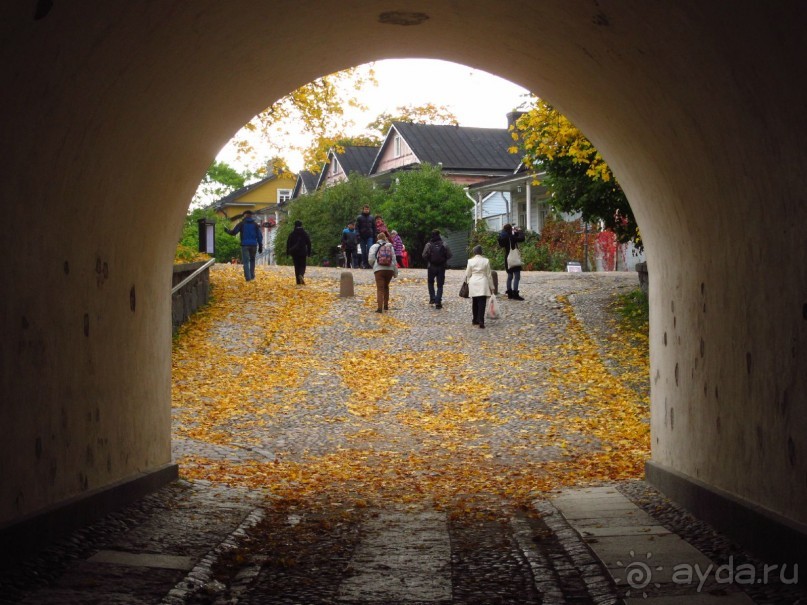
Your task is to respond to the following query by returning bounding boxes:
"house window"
[393,134,401,158]
[277,189,292,203]
[331,157,340,174]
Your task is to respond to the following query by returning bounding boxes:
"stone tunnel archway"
[1,1,805,560]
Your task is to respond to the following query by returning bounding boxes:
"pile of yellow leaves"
[173,266,649,514]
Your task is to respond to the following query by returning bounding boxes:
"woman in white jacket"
[464,245,494,329]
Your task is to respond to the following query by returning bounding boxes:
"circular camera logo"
[616,551,663,598]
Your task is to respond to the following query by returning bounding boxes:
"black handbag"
[459,281,470,298]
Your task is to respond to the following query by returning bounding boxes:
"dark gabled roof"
[292,170,319,198]
[376,122,518,173]
[335,145,380,176]
[316,145,381,189]
[215,173,279,208]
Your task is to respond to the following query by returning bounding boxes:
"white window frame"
[331,157,340,174]
[393,134,401,158]
[277,189,292,203]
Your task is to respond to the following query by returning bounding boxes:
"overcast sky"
[216,59,532,173]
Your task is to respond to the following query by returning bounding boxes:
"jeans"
[361,236,374,268]
[427,266,446,304]
[345,248,358,268]
[241,245,257,281]
[374,270,394,310]
[506,268,521,292]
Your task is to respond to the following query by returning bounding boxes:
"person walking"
[355,205,376,269]
[368,232,398,313]
[224,210,263,282]
[465,245,494,329]
[374,214,390,240]
[390,229,404,268]
[341,221,360,269]
[286,219,312,285]
[498,223,526,300]
[422,229,452,309]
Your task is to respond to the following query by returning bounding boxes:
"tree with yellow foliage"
[511,97,641,248]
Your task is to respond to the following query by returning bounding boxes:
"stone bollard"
[491,271,499,295]
[339,271,355,297]
[636,261,649,294]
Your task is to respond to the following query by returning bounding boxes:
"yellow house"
[214,173,296,222]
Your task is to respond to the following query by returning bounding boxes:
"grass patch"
[615,289,649,333]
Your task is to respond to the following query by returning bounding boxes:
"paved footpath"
[1,268,804,604]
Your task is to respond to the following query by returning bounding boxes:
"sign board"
[198,218,215,255]
[566,261,582,273]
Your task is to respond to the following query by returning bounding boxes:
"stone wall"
[171,262,211,332]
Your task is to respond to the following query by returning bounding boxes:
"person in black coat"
[286,220,312,285]
[355,205,376,269]
[498,223,526,300]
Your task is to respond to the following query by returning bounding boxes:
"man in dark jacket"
[341,222,359,269]
[286,220,312,285]
[224,210,263,282]
[422,229,453,309]
[355,205,376,269]
[498,223,526,299]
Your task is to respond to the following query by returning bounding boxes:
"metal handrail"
[171,257,216,295]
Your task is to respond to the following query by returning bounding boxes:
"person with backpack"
[224,209,263,282]
[421,229,453,309]
[286,220,312,285]
[341,221,360,269]
[368,232,398,313]
[498,223,526,300]
[355,205,376,269]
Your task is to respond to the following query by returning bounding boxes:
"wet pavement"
[1,266,803,604]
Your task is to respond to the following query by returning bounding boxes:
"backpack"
[376,242,394,266]
[429,240,448,265]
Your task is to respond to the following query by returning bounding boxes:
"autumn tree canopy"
[365,103,459,137]
[233,67,377,174]
[512,97,641,248]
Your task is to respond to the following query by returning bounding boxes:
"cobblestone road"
[2,267,802,604]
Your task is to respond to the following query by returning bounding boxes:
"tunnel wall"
[1,2,805,552]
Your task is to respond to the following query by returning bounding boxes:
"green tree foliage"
[275,176,386,266]
[377,164,473,267]
[512,97,641,249]
[191,160,248,209]
[177,207,241,264]
[274,165,471,269]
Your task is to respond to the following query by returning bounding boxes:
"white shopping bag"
[486,295,502,320]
